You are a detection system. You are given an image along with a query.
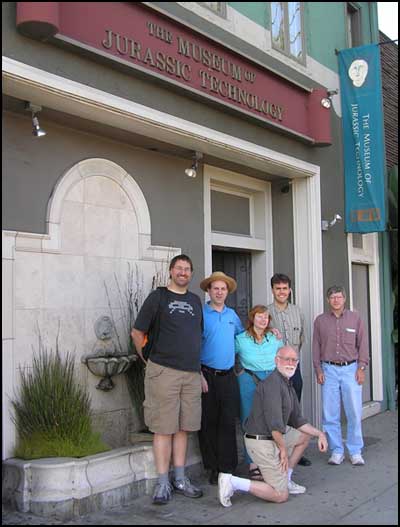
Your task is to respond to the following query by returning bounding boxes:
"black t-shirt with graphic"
[134,288,203,372]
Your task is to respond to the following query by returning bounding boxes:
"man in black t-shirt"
[131,255,203,505]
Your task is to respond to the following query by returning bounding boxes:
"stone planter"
[2,434,202,520]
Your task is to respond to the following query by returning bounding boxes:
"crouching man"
[218,346,328,507]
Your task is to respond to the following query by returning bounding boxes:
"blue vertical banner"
[338,44,386,233]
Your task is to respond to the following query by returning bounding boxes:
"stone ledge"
[2,434,202,521]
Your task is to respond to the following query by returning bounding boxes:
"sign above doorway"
[16,2,332,145]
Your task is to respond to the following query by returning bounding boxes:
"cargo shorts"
[143,359,202,435]
[244,426,302,493]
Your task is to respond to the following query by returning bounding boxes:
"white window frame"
[270,2,306,65]
[198,2,227,18]
[205,165,273,307]
[210,183,254,237]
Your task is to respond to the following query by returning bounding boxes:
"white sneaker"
[287,479,306,494]
[350,454,365,465]
[328,453,345,465]
[218,473,234,507]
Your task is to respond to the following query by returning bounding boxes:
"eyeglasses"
[277,356,299,364]
[329,294,344,300]
[173,266,192,273]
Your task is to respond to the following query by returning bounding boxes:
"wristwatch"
[359,365,366,371]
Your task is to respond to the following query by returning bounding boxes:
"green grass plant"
[12,342,110,459]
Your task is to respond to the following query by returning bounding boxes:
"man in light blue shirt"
[198,271,243,485]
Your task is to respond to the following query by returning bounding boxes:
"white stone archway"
[2,158,179,460]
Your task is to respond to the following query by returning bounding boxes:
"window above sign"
[346,2,362,48]
[198,2,227,18]
[271,2,305,64]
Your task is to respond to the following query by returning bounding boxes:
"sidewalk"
[2,410,398,525]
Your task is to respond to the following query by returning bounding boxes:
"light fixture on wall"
[184,151,203,178]
[320,89,339,109]
[25,102,47,137]
[322,213,342,231]
[280,179,293,194]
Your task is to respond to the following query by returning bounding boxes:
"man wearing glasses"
[217,346,328,507]
[313,285,368,466]
[132,255,204,505]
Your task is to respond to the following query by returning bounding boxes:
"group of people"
[131,254,368,507]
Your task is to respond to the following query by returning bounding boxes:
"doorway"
[351,263,373,402]
[212,249,252,326]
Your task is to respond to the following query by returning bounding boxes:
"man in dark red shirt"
[313,285,369,466]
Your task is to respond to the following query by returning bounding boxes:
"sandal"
[249,467,264,481]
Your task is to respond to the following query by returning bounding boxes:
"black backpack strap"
[145,287,168,359]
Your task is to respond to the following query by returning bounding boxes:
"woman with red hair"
[235,305,283,480]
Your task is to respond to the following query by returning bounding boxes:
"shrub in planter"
[11,343,110,459]
[105,261,170,433]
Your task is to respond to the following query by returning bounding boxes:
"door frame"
[204,164,324,425]
[347,233,383,417]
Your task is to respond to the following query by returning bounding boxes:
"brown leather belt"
[323,360,356,367]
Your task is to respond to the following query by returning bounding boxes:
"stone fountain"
[81,315,134,391]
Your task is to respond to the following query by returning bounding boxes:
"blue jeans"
[238,369,275,465]
[321,361,363,456]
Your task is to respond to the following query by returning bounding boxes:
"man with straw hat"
[198,271,244,485]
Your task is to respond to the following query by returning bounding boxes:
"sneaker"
[287,480,306,494]
[350,454,365,465]
[152,482,173,505]
[328,453,345,465]
[172,476,203,498]
[298,456,312,466]
[218,473,234,507]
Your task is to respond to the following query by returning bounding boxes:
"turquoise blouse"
[235,331,283,371]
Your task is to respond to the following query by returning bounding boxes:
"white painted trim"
[204,164,273,307]
[2,57,320,179]
[348,233,384,403]
[292,173,324,426]
[210,185,254,236]
[211,233,265,251]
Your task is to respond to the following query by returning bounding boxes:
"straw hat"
[200,271,237,293]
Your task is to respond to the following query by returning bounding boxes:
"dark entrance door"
[212,249,252,327]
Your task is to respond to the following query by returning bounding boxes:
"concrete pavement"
[2,410,398,525]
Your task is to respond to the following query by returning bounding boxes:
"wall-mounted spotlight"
[327,89,339,97]
[322,213,342,231]
[25,102,47,137]
[184,151,203,178]
[320,89,339,109]
[280,179,293,194]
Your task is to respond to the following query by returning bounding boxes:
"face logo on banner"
[348,59,369,88]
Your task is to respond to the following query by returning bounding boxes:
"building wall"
[191,2,377,71]
[3,112,204,266]
[1,1,351,293]
[2,1,383,457]
[379,31,398,170]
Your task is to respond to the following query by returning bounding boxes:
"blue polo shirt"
[201,303,243,369]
